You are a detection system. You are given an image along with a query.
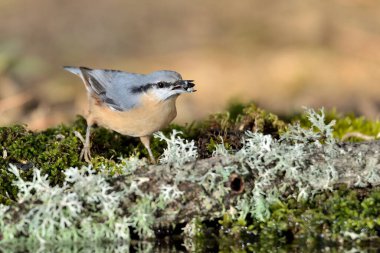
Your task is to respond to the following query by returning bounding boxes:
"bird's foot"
[74,131,92,163]
[149,155,157,165]
[80,145,92,163]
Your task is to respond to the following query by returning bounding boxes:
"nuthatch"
[64,66,196,163]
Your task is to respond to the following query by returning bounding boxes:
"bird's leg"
[140,136,156,164]
[79,94,94,163]
[82,123,92,163]
[74,123,92,163]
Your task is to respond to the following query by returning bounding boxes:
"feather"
[64,66,145,111]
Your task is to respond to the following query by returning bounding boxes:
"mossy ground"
[192,187,380,252]
[1,102,380,250]
[0,103,287,204]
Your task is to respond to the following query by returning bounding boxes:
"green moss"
[0,116,169,204]
[0,122,83,203]
[237,103,287,136]
[180,103,287,158]
[192,188,380,251]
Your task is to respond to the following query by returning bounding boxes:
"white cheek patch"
[148,88,174,101]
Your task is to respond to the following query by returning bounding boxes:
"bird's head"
[133,70,196,101]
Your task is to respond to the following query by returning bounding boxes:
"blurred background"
[0,0,380,130]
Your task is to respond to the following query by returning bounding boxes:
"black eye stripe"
[130,84,153,93]
[156,82,171,88]
[130,82,174,93]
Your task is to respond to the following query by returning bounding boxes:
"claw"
[82,145,92,163]
[74,126,92,163]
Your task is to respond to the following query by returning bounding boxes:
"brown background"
[1,0,379,130]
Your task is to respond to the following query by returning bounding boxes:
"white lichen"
[128,195,156,238]
[117,155,147,174]
[182,218,200,251]
[212,137,230,157]
[0,163,159,247]
[232,108,341,221]
[0,108,367,249]
[159,184,184,202]
[354,155,380,188]
[154,130,197,167]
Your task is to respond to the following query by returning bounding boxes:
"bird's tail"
[63,66,81,76]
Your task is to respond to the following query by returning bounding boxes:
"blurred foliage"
[1,0,380,130]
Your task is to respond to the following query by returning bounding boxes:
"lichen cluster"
[1,163,131,246]
[195,108,339,223]
[1,104,380,251]
[292,108,380,142]
[0,131,200,248]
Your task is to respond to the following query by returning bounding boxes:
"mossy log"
[3,107,380,244]
[111,140,380,227]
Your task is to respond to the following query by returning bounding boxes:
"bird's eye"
[157,82,165,88]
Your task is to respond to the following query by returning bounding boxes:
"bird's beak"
[172,80,196,92]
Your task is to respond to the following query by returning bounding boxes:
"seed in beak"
[185,80,195,88]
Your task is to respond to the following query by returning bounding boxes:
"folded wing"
[64,66,145,111]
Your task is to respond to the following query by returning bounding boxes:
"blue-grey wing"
[65,66,145,111]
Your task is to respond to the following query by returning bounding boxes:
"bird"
[63,66,196,163]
